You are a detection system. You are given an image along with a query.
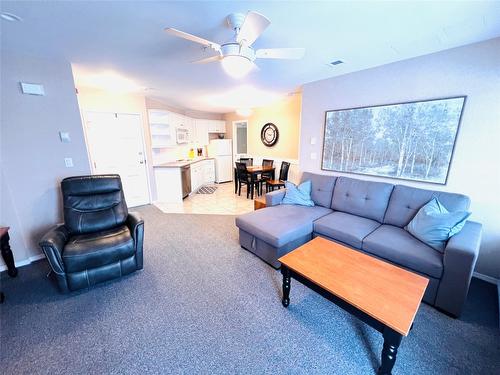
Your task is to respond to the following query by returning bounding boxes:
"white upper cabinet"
[148,110,176,148]
[207,120,226,133]
[194,119,210,146]
[149,110,225,148]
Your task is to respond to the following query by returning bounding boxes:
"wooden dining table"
[234,165,275,200]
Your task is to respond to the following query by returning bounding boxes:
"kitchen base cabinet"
[154,168,183,203]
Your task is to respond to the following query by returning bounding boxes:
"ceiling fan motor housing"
[227,13,246,31]
[221,43,255,62]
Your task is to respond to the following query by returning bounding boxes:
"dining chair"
[266,161,291,192]
[261,159,274,189]
[235,162,262,199]
[239,157,253,166]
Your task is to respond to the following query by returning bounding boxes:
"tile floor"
[154,182,259,215]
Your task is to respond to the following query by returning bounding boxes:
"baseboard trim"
[473,271,499,285]
[0,253,45,272]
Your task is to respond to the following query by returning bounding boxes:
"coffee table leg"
[377,328,403,375]
[281,266,291,307]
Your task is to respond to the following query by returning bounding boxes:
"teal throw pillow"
[405,197,471,252]
[281,180,315,207]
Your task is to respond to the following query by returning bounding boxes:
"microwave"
[176,128,189,144]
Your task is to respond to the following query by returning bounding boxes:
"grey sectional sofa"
[235,172,482,317]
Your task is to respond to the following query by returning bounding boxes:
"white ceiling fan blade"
[255,48,305,60]
[165,28,220,51]
[237,11,270,45]
[191,55,222,64]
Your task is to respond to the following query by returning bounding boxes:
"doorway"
[232,120,249,161]
[83,111,151,207]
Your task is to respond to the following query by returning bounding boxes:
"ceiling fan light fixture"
[221,55,254,79]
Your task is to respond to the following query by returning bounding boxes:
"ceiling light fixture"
[221,55,254,79]
[1,12,22,22]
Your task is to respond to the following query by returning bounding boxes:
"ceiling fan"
[165,11,305,79]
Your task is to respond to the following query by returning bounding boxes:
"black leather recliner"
[39,175,144,293]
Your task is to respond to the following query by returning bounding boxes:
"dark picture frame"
[321,96,466,185]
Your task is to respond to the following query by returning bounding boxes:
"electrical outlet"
[64,158,74,167]
[310,152,317,160]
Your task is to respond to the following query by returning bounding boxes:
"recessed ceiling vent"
[329,60,344,66]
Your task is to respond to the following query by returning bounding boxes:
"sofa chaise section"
[236,204,332,268]
[236,172,336,268]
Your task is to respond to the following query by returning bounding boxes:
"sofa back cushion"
[62,175,128,235]
[331,177,394,222]
[384,185,470,228]
[300,172,337,208]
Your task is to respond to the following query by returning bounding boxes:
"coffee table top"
[278,237,429,336]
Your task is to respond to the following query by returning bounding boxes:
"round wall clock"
[261,123,279,147]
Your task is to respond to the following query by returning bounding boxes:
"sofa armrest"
[126,212,144,270]
[435,221,482,317]
[39,224,69,275]
[265,189,286,207]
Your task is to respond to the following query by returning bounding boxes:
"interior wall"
[224,93,302,160]
[299,38,500,279]
[0,54,91,265]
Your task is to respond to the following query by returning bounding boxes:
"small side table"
[254,196,267,211]
[1,227,17,277]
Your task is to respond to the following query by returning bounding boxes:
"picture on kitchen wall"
[321,96,466,184]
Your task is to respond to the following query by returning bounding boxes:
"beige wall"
[1,54,91,265]
[224,93,302,160]
[300,38,500,279]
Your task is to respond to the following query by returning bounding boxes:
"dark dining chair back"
[279,161,291,181]
[235,162,250,180]
[239,158,253,166]
[262,159,274,167]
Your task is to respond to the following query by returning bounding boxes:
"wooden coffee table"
[278,237,428,375]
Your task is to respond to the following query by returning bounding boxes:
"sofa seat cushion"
[313,212,381,249]
[235,205,332,248]
[63,225,135,273]
[362,225,443,278]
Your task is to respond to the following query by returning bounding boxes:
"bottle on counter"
[188,148,195,159]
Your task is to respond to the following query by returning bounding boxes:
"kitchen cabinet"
[149,110,176,148]
[194,119,210,146]
[190,162,203,192]
[207,120,226,133]
[203,159,215,183]
[154,167,183,203]
[190,159,215,192]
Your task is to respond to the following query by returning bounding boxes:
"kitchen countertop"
[153,157,214,168]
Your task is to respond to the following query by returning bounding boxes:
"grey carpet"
[1,205,499,374]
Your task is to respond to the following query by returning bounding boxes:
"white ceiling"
[2,1,500,113]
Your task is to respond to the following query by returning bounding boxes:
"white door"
[232,121,248,161]
[84,112,150,207]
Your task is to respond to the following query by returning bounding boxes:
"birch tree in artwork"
[321,97,464,183]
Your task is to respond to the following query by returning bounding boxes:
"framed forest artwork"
[321,96,466,184]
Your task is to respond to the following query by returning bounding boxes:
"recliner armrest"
[435,221,482,317]
[39,224,69,275]
[126,212,144,269]
[265,189,286,207]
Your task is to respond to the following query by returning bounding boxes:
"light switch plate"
[64,158,74,168]
[59,131,71,143]
[310,137,317,145]
[20,82,45,96]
